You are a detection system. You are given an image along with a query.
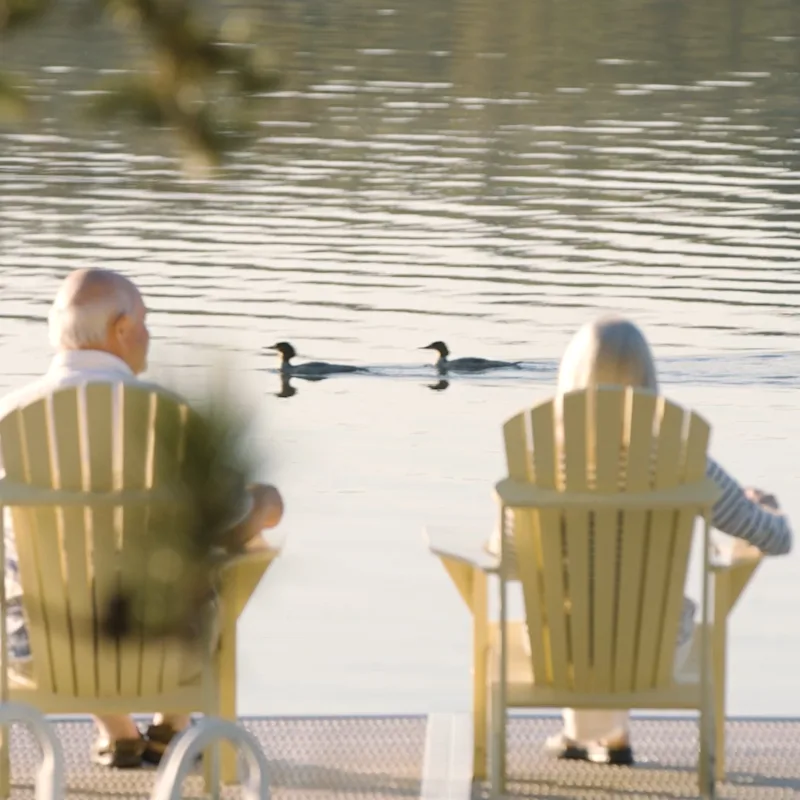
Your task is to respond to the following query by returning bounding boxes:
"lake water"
[1,0,799,718]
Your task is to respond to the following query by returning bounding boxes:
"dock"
[5,714,799,798]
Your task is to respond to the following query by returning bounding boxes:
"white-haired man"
[0,268,284,768]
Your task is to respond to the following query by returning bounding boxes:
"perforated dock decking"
[5,715,800,799]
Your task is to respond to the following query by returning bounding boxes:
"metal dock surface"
[6,714,800,798]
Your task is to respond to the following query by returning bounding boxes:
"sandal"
[587,739,635,765]
[544,731,634,766]
[544,732,588,760]
[142,723,178,766]
[91,736,145,769]
[143,721,202,766]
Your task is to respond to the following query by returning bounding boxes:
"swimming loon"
[421,341,521,374]
[270,341,364,376]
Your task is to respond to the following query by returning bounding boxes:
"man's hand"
[223,483,284,553]
[249,483,284,530]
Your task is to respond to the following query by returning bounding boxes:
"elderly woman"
[491,315,792,766]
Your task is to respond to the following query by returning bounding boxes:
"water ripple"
[1,0,799,380]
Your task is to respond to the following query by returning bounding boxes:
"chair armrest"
[710,540,764,572]
[711,540,763,618]
[217,535,283,617]
[425,526,499,573]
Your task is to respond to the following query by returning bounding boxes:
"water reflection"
[1,0,799,372]
[277,373,450,398]
[275,373,328,398]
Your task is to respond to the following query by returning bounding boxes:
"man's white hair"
[48,268,140,350]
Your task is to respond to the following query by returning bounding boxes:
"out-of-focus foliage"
[0,0,280,175]
[103,371,262,642]
[0,0,51,31]
[0,72,29,120]
[0,0,52,120]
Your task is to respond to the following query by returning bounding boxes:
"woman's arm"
[707,458,792,556]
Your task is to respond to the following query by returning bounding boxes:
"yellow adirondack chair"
[428,387,761,799]
[0,383,280,794]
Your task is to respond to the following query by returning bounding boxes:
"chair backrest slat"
[654,411,710,686]
[561,392,591,689]
[5,400,67,694]
[83,384,119,697]
[144,394,190,694]
[1,410,53,691]
[51,387,97,697]
[591,387,625,693]
[633,399,684,690]
[529,402,570,689]
[613,390,657,692]
[119,386,154,696]
[504,387,713,695]
[502,413,548,684]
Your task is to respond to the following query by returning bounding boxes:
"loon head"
[421,341,449,360]
[270,341,296,367]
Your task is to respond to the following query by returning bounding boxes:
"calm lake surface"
[1,0,800,717]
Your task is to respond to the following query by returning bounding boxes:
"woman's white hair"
[48,268,140,350]
[557,315,658,396]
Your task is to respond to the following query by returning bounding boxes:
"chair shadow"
[254,757,421,796]
[491,779,700,800]
[12,756,422,798]
[496,763,800,799]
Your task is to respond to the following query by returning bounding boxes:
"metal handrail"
[0,702,65,800]
[151,717,270,800]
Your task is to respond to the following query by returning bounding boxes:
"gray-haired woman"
[490,315,792,765]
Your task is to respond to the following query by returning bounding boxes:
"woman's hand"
[744,487,780,511]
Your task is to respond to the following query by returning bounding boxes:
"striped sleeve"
[707,458,793,556]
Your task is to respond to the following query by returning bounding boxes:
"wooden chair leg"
[200,656,221,797]
[0,725,10,799]
[713,577,729,783]
[473,571,488,780]
[714,634,726,782]
[698,684,717,800]
[698,638,717,800]
[218,609,239,784]
[489,681,506,799]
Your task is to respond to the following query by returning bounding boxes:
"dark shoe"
[91,737,145,769]
[143,722,202,766]
[544,732,588,760]
[142,723,178,766]
[586,740,635,766]
[544,732,634,766]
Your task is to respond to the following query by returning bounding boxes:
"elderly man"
[0,268,284,768]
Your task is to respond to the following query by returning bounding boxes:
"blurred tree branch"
[0,0,281,175]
